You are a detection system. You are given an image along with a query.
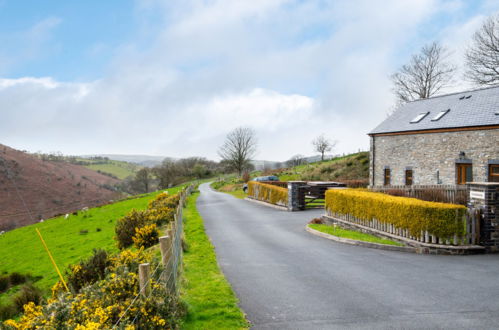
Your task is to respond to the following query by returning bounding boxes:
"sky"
[0,0,497,162]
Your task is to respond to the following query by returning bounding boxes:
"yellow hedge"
[325,189,467,239]
[248,182,288,206]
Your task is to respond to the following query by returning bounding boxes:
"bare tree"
[312,135,336,161]
[130,168,153,193]
[286,154,307,167]
[465,15,499,86]
[218,127,257,175]
[391,41,456,103]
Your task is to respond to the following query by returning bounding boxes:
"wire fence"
[113,184,194,329]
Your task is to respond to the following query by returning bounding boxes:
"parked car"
[243,175,279,192]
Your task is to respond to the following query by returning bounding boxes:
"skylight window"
[431,109,450,121]
[410,112,429,123]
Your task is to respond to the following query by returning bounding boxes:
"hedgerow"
[248,182,288,206]
[325,189,467,239]
[2,249,185,329]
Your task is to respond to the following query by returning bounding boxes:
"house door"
[456,163,472,184]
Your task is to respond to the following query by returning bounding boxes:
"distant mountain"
[81,154,170,167]
[0,144,120,231]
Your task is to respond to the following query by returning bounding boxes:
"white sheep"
[0,231,5,235]
[82,207,89,212]
[64,214,69,220]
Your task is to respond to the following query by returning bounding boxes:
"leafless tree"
[286,154,307,167]
[312,135,336,161]
[465,15,499,86]
[130,168,153,193]
[218,127,257,175]
[391,41,456,103]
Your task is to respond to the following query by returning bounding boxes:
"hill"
[267,152,369,184]
[0,145,121,231]
[76,158,140,179]
[83,154,168,167]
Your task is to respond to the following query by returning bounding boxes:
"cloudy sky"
[0,0,497,161]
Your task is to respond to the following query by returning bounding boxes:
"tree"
[286,154,307,167]
[218,127,257,176]
[465,15,499,86]
[130,168,153,193]
[312,134,336,161]
[391,41,456,103]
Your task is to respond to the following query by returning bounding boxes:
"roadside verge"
[180,192,249,329]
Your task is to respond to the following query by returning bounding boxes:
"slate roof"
[369,85,499,135]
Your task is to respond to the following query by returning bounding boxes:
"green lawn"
[181,193,249,329]
[308,224,404,247]
[0,185,186,302]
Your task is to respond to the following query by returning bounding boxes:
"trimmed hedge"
[248,182,288,206]
[325,189,467,239]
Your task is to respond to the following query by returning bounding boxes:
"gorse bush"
[325,189,467,239]
[66,249,110,293]
[0,275,9,293]
[115,192,181,249]
[133,224,159,249]
[3,249,185,329]
[12,284,42,313]
[115,209,148,249]
[248,182,288,206]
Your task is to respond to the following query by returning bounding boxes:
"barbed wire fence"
[113,184,194,329]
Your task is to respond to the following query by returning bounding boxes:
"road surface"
[197,183,499,329]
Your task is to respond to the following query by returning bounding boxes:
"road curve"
[197,183,499,329]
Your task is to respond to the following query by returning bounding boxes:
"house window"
[489,164,499,182]
[405,169,413,186]
[456,163,473,184]
[384,168,391,186]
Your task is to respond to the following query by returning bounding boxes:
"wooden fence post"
[139,263,150,297]
[159,235,173,294]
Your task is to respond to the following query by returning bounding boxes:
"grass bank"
[0,185,186,303]
[181,192,248,329]
[308,224,404,247]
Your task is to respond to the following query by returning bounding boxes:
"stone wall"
[370,128,499,186]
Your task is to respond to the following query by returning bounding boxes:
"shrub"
[0,304,16,321]
[148,192,180,210]
[0,276,9,293]
[146,206,175,226]
[115,209,148,249]
[13,284,42,313]
[4,249,185,329]
[248,182,288,206]
[133,224,159,249]
[325,189,467,239]
[66,249,110,293]
[9,272,26,286]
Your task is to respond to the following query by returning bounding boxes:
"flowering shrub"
[2,249,185,329]
[115,209,148,249]
[133,224,159,249]
[145,206,175,226]
[66,249,110,293]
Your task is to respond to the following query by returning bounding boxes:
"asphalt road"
[197,183,499,329]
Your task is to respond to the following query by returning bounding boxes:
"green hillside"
[277,152,369,183]
[0,185,185,307]
[80,159,140,179]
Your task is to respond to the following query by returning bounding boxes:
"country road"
[197,183,499,329]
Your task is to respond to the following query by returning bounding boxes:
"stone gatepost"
[287,181,307,211]
[468,182,499,251]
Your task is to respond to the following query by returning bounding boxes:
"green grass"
[84,160,139,179]
[308,224,404,247]
[0,185,186,302]
[181,193,249,329]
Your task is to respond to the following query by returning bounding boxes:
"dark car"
[243,175,279,192]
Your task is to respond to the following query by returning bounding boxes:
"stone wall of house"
[370,128,499,186]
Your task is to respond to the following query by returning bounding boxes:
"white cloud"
[2,0,499,161]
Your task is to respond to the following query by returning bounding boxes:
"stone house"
[369,86,499,187]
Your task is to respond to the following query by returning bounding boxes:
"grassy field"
[308,224,404,246]
[84,160,139,179]
[0,185,186,304]
[181,193,249,329]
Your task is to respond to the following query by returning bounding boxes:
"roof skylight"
[431,109,450,121]
[410,112,429,123]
